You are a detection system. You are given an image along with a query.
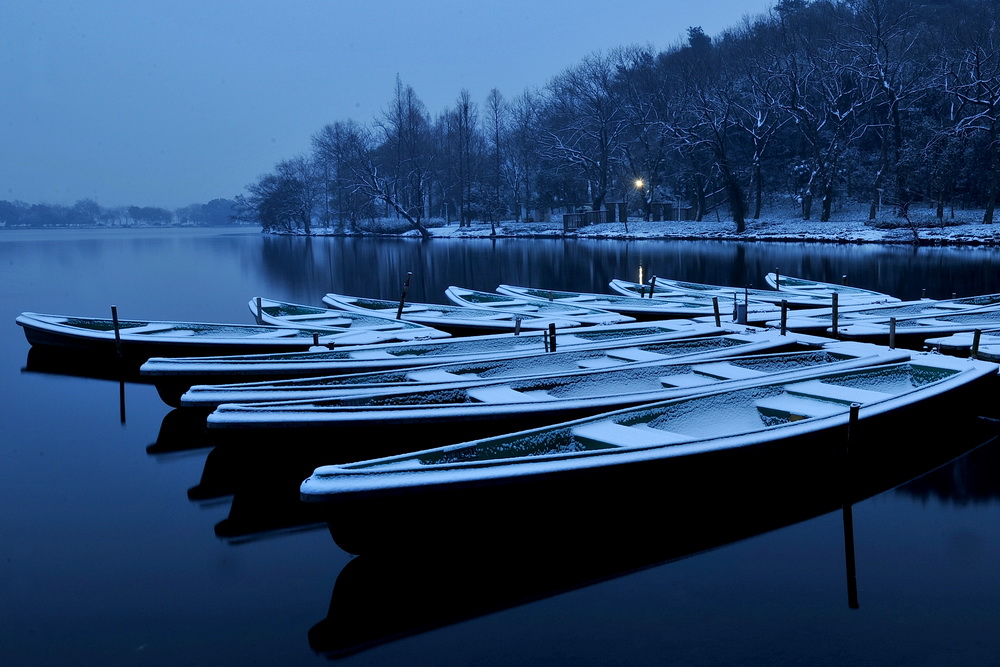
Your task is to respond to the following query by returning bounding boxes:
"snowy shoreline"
[293,216,1000,246]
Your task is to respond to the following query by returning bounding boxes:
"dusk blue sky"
[3,0,776,209]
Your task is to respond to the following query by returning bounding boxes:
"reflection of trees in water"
[254,236,1000,305]
[896,437,1000,505]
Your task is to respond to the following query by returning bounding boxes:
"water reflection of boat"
[146,409,216,455]
[308,419,999,659]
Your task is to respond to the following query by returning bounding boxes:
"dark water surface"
[3,228,1000,665]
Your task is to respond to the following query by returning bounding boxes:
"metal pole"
[396,272,412,320]
[111,305,122,359]
[831,293,839,339]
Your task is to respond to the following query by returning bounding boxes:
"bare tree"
[543,52,628,212]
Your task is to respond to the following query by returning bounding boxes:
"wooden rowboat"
[766,293,1000,334]
[208,342,908,432]
[141,320,728,406]
[322,292,581,335]
[834,306,1000,345]
[301,355,997,555]
[609,277,832,309]
[15,311,397,363]
[495,284,781,323]
[443,286,634,325]
[248,297,450,339]
[764,272,899,304]
[180,331,809,409]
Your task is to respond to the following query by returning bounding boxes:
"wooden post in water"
[111,305,123,359]
[396,272,413,320]
[889,318,896,350]
[774,268,780,291]
[972,329,982,359]
[842,274,848,286]
[831,293,839,339]
[780,300,788,335]
[548,322,557,352]
[648,276,657,297]
[712,297,721,327]
[312,333,320,347]
[256,297,263,323]
[513,315,522,336]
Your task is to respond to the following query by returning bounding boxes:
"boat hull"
[305,368,997,555]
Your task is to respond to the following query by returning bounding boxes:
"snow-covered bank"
[411,217,1000,245]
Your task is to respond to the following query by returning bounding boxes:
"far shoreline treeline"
[0,198,239,229]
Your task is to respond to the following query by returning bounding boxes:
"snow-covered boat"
[248,297,450,339]
[495,284,782,323]
[443,286,634,326]
[764,272,899,304]
[209,342,908,432]
[835,305,1000,345]
[15,311,397,363]
[765,293,1000,334]
[301,354,998,555]
[180,331,809,409]
[321,292,582,335]
[141,320,728,406]
[609,277,833,309]
[925,330,1000,361]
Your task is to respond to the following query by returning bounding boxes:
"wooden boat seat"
[123,323,176,334]
[755,395,845,421]
[404,369,466,383]
[605,348,666,362]
[575,357,628,369]
[691,362,768,380]
[247,330,299,338]
[571,422,692,448]
[659,373,718,388]
[466,386,551,403]
[785,380,894,404]
[285,314,354,326]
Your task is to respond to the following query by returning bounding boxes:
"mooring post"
[712,297,721,327]
[639,286,646,298]
[312,333,320,347]
[548,322,557,352]
[396,272,412,320]
[648,276,657,297]
[513,315,522,336]
[780,300,788,335]
[921,288,927,299]
[831,293,839,339]
[842,274,848,286]
[256,297,263,323]
[972,329,982,359]
[111,305,123,359]
[889,317,896,350]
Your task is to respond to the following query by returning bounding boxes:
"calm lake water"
[3,227,1000,666]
